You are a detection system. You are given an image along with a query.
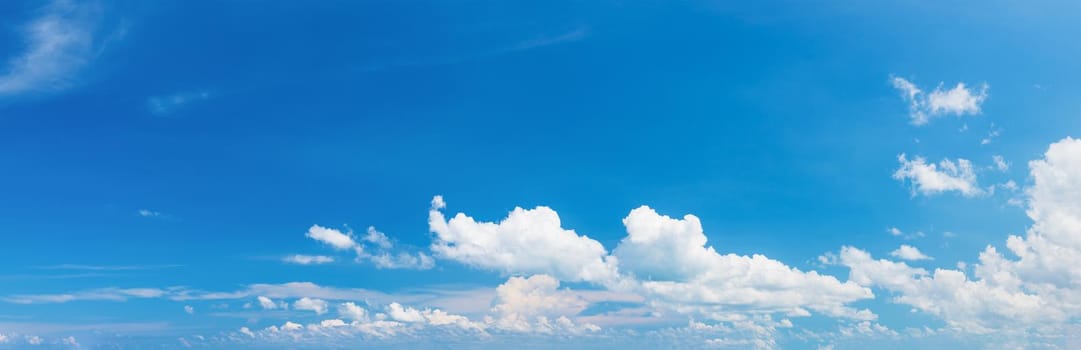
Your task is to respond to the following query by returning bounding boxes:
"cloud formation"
[890,76,989,125]
[0,0,110,97]
[889,245,932,261]
[304,225,433,270]
[429,200,617,283]
[837,138,1081,337]
[893,154,983,197]
[429,197,875,327]
[282,254,334,265]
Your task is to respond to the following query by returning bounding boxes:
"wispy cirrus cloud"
[281,254,334,265]
[356,27,588,73]
[0,0,114,98]
[146,90,215,115]
[34,264,181,271]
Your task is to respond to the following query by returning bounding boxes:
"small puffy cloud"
[184,305,194,314]
[385,303,486,331]
[890,76,988,125]
[239,327,255,338]
[281,321,303,331]
[305,225,357,250]
[887,227,903,236]
[893,154,983,197]
[363,226,393,249]
[138,209,163,217]
[0,333,7,343]
[890,245,932,261]
[293,297,329,315]
[257,296,280,310]
[338,302,369,322]
[428,197,617,283]
[27,335,43,345]
[282,255,334,265]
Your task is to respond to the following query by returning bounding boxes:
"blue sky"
[2,0,1081,349]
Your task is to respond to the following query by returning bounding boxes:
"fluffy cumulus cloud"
[487,275,597,333]
[429,196,875,332]
[890,245,932,261]
[305,225,357,250]
[293,297,329,315]
[612,207,874,321]
[890,76,989,125]
[428,198,618,283]
[257,296,281,310]
[893,154,983,197]
[836,138,1081,339]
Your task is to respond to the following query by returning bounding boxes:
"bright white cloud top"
[5,2,1081,348]
[893,154,983,197]
[890,76,989,125]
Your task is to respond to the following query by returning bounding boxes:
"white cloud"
[257,296,280,310]
[887,227,903,236]
[3,287,166,304]
[338,302,369,322]
[835,137,1081,336]
[893,154,983,197]
[27,335,43,345]
[281,321,303,331]
[293,297,329,315]
[354,227,434,270]
[3,282,393,305]
[138,209,163,217]
[239,327,255,338]
[488,275,595,333]
[305,225,357,250]
[367,252,434,270]
[993,155,1009,171]
[890,76,988,125]
[282,255,334,265]
[429,197,873,324]
[184,305,194,315]
[304,225,434,270]
[385,303,486,332]
[428,197,618,283]
[0,0,109,97]
[890,245,932,261]
[0,333,7,343]
[363,226,393,249]
[612,206,874,321]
